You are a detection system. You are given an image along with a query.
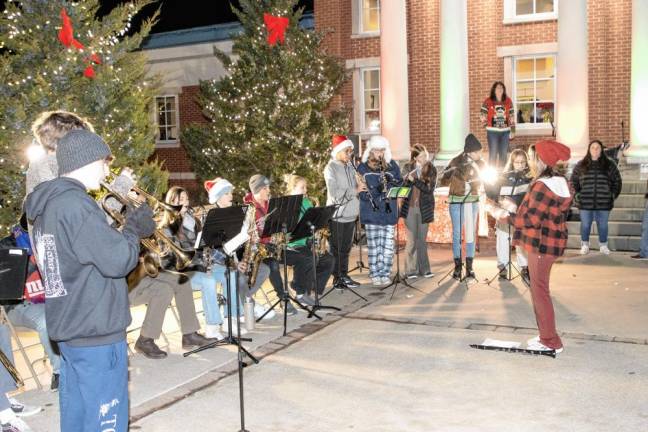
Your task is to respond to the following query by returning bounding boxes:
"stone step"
[566,234,640,251]
[614,195,647,209]
[620,181,646,195]
[566,221,642,237]
[570,208,644,222]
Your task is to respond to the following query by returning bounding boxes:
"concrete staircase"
[567,159,646,251]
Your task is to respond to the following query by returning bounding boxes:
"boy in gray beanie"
[25,129,155,432]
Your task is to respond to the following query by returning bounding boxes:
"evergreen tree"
[0,0,166,234]
[183,0,348,202]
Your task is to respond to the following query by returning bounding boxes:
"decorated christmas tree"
[0,0,167,234]
[183,0,348,202]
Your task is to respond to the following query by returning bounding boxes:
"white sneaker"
[580,243,590,255]
[526,335,540,345]
[371,277,383,286]
[8,400,41,418]
[221,320,248,335]
[254,304,276,320]
[380,276,391,284]
[1,415,33,432]
[600,245,610,255]
[205,324,225,340]
[527,340,563,354]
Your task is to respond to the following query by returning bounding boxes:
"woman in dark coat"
[570,140,623,255]
[401,144,436,278]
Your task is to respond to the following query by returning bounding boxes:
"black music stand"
[291,205,341,318]
[255,195,321,336]
[184,206,256,432]
[0,248,28,301]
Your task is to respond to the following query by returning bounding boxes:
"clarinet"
[378,157,392,214]
[351,160,379,212]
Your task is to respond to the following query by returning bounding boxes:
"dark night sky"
[0,1,314,34]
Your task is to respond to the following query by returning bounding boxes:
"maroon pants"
[527,250,563,350]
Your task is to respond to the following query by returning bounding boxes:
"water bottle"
[244,296,255,331]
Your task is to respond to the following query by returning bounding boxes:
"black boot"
[498,264,507,280]
[135,336,167,359]
[452,258,462,280]
[465,258,475,279]
[521,266,531,286]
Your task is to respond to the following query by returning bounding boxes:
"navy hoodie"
[24,177,139,346]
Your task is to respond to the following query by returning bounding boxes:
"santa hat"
[362,135,392,163]
[535,140,571,167]
[331,134,354,159]
[204,177,233,204]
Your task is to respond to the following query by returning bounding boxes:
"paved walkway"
[15,249,648,431]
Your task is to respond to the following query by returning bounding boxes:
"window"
[360,68,380,132]
[155,95,179,144]
[504,0,558,24]
[362,0,380,33]
[513,55,555,129]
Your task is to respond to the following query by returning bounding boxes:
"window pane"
[536,57,554,79]
[156,98,166,112]
[536,0,554,13]
[364,110,380,130]
[167,126,178,141]
[363,70,380,89]
[365,89,380,110]
[536,79,554,101]
[362,0,380,32]
[158,111,166,126]
[159,127,167,141]
[165,99,175,112]
[516,0,534,15]
[536,102,554,123]
[516,81,535,102]
[516,58,534,80]
[516,103,534,124]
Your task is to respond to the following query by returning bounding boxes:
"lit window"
[361,0,380,33]
[155,95,178,143]
[513,55,556,128]
[361,68,380,132]
[516,0,554,15]
[504,0,557,24]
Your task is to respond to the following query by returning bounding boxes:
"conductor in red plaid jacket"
[512,140,572,353]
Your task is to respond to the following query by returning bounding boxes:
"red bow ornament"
[58,8,102,79]
[264,13,289,46]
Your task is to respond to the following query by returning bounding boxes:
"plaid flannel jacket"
[513,178,573,257]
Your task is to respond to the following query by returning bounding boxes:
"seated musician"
[284,175,334,305]
[128,187,217,359]
[243,175,313,315]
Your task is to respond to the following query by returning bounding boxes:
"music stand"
[184,206,256,432]
[291,205,341,317]
[0,248,28,301]
[255,195,321,336]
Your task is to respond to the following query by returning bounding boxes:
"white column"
[380,0,410,161]
[627,0,648,163]
[437,0,469,161]
[556,0,589,159]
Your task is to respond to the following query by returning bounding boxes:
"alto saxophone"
[314,227,330,256]
[240,205,265,286]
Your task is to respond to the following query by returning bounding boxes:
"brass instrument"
[314,227,330,256]
[0,347,23,387]
[99,181,195,290]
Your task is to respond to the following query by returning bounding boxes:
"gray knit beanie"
[56,129,112,175]
[249,174,271,194]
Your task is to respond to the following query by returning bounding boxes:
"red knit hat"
[535,140,571,167]
[331,134,354,159]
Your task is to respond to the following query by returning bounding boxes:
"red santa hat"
[534,140,571,168]
[361,135,392,163]
[331,134,354,159]
[204,177,233,204]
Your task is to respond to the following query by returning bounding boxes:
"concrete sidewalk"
[14,248,648,431]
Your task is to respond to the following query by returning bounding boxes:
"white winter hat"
[362,135,392,163]
[204,178,233,204]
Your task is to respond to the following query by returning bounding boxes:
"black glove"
[124,204,156,239]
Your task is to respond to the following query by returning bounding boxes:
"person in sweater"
[570,139,623,255]
[512,140,572,353]
[25,129,156,432]
[324,135,362,289]
[488,149,532,283]
[631,180,648,260]
[439,134,486,280]
[357,135,403,286]
[480,81,515,168]
[401,144,437,279]
[285,175,335,303]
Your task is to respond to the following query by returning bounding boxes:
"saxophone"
[314,227,330,256]
[240,205,268,287]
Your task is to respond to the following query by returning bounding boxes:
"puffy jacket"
[570,158,622,210]
[400,162,436,224]
[439,153,485,200]
[357,160,403,226]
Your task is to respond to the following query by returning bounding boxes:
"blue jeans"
[0,322,16,411]
[449,202,479,259]
[206,265,242,318]
[580,209,610,243]
[190,271,225,325]
[59,340,129,432]
[6,303,60,374]
[641,201,648,257]
[486,130,510,168]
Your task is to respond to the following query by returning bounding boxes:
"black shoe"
[452,258,462,280]
[50,373,60,392]
[631,254,648,260]
[423,271,435,278]
[333,277,348,291]
[182,332,218,349]
[296,294,316,306]
[498,265,507,280]
[406,273,419,280]
[135,336,168,359]
[521,267,531,286]
[341,275,360,288]
[285,302,298,315]
[465,258,476,279]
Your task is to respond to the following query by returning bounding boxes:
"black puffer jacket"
[400,162,436,224]
[570,157,622,210]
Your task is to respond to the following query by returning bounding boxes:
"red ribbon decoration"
[58,8,101,79]
[264,13,289,46]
